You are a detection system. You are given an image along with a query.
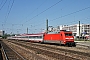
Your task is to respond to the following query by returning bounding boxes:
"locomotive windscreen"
[65,33,72,36]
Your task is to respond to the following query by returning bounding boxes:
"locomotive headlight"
[70,38,73,39]
[65,38,69,39]
[64,41,66,42]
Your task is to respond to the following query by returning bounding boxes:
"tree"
[2,34,10,39]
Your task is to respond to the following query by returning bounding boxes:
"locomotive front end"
[64,31,76,46]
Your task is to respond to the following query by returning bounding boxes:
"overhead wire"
[23,0,63,24]
[22,0,63,33]
[52,6,90,25]
[0,0,59,33]
[2,0,90,33]
[4,0,47,29]
[0,0,4,7]
[51,6,90,21]
[27,0,46,17]
[34,6,90,27]
[0,0,7,11]
[59,17,90,27]
[2,0,63,33]
[1,0,14,34]
[4,0,14,24]
[21,0,46,26]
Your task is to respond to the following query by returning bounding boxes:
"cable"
[2,0,63,34]
[22,0,46,23]
[34,6,90,27]
[3,0,46,28]
[0,0,4,7]
[4,0,14,23]
[22,0,63,33]
[23,0,63,24]
[0,0,7,11]
[51,6,90,21]
[2,0,14,33]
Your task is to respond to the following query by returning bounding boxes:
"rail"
[1,41,26,60]
[9,40,90,60]
[1,44,8,60]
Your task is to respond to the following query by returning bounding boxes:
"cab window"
[65,33,72,36]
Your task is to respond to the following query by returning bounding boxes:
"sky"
[0,0,90,34]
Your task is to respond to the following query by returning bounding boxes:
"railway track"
[5,40,90,60]
[0,40,26,60]
[76,42,90,49]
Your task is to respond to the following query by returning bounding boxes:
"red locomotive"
[44,30,76,46]
[8,30,76,46]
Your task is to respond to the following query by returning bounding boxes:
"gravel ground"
[2,40,90,60]
[5,42,48,60]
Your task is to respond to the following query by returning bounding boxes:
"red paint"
[43,30,74,44]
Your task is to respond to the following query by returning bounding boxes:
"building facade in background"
[48,24,90,37]
[0,30,5,36]
[59,24,90,37]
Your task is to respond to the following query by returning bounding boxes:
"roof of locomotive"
[47,30,72,34]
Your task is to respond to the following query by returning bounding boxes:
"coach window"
[38,36,42,38]
[29,36,33,38]
[26,36,28,38]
